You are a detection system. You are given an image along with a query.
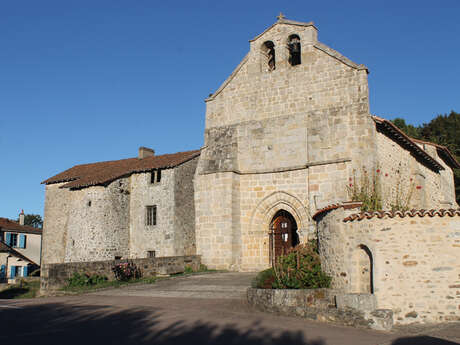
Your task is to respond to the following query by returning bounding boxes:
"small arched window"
[288,34,301,66]
[262,41,276,71]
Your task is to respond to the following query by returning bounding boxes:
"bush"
[112,262,141,281]
[67,272,108,287]
[252,268,276,289]
[272,243,331,289]
[184,265,194,274]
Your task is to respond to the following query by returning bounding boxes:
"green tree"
[392,111,460,204]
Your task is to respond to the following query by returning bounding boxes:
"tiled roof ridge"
[0,217,42,233]
[371,115,445,171]
[42,149,201,189]
[312,201,363,220]
[343,208,460,222]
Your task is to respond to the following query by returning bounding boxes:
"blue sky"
[1,0,459,219]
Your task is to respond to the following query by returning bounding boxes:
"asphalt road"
[0,272,458,345]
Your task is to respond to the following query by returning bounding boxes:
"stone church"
[42,16,459,275]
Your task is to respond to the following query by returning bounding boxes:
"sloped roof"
[0,218,42,234]
[0,241,38,265]
[372,116,445,172]
[411,138,460,169]
[42,149,200,189]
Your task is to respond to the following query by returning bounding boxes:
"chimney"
[19,210,25,225]
[138,147,155,159]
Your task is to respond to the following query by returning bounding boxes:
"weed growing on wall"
[348,165,417,212]
[347,168,382,212]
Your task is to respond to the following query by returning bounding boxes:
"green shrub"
[252,268,276,289]
[67,272,108,287]
[272,243,331,289]
[184,265,194,274]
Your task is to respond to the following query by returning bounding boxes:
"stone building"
[42,148,199,264]
[41,15,460,324]
[194,15,459,272]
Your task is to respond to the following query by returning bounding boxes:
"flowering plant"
[347,164,418,212]
[112,262,141,281]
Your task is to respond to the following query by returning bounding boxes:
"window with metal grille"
[146,205,157,226]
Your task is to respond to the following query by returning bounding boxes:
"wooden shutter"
[10,266,16,278]
[23,266,28,277]
[5,232,11,246]
[19,234,26,248]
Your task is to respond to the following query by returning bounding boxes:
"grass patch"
[0,280,40,299]
[61,275,158,293]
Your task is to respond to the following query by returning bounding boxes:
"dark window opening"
[147,251,156,258]
[114,256,122,260]
[11,234,18,247]
[88,201,92,207]
[288,34,301,66]
[262,41,276,71]
[146,205,157,226]
[151,169,162,184]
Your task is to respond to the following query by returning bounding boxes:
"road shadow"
[391,336,459,345]
[0,302,325,345]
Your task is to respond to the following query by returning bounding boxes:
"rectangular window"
[11,234,18,248]
[147,250,156,258]
[150,169,162,184]
[146,205,157,226]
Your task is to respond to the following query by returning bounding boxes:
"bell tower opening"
[288,34,301,66]
[262,41,276,71]
[269,210,299,265]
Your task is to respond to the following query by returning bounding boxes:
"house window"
[5,233,26,248]
[150,169,162,184]
[146,205,157,226]
[5,233,18,247]
[147,250,156,258]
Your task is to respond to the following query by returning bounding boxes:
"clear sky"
[1,0,459,220]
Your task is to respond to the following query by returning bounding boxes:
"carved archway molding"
[250,191,310,234]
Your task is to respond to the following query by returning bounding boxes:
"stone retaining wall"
[247,288,393,331]
[40,255,201,292]
[317,206,460,324]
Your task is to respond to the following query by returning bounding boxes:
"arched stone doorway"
[269,210,299,264]
[354,244,374,293]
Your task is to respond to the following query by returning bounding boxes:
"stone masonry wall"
[64,178,131,262]
[174,157,199,256]
[195,20,375,271]
[40,255,201,291]
[375,131,448,210]
[42,182,72,264]
[318,207,460,324]
[129,169,176,258]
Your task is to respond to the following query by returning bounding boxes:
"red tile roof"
[343,208,460,222]
[0,241,38,265]
[42,149,200,189]
[312,202,363,220]
[0,218,42,234]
